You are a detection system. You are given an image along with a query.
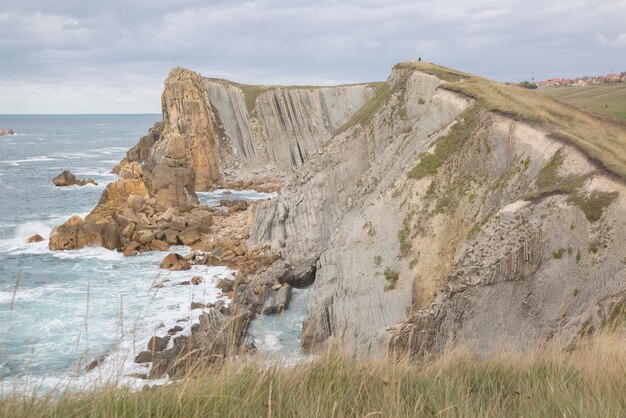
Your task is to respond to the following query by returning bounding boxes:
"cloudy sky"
[1,0,625,114]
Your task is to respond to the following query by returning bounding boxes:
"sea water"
[0,115,307,394]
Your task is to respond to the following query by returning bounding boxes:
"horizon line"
[0,113,162,116]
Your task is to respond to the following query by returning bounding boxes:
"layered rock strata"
[56,62,626,377]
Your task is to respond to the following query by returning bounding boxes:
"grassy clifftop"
[396,62,626,179]
[542,83,626,121]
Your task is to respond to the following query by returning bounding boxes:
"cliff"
[137,68,376,207]
[52,62,626,364]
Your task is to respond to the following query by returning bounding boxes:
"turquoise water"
[0,115,306,393]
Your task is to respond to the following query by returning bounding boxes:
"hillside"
[45,61,626,380]
[541,83,626,121]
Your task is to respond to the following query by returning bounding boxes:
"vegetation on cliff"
[396,62,626,179]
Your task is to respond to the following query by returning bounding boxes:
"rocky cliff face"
[52,62,626,364]
[246,64,626,355]
[142,68,375,207]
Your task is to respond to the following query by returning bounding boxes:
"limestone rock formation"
[27,234,44,243]
[52,170,97,187]
[49,215,121,250]
[53,61,626,374]
[112,123,163,173]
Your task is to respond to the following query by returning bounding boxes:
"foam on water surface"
[0,115,307,395]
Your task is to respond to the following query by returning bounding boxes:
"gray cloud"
[0,0,624,113]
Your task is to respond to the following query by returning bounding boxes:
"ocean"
[0,114,306,394]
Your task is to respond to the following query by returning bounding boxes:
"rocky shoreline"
[40,61,626,381]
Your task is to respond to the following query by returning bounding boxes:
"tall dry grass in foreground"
[1,331,625,418]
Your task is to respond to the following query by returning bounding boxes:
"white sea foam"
[1,156,59,165]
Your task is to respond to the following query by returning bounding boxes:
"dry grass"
[2,331,625,417]
[542,83,626,121]
[396,62,626,179]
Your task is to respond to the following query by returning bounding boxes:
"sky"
[0,0,625,114]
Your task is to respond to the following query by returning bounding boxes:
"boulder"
[27,234,44,243]
[134,351,152,363]
[127,194,146,212]
[148,335,169,352]
[178,227,200,245]
[135,230,155,245]
[121,222,136,239]
[48,215,122,251]
[164,229,179,245]
[52,170,97,187]
[216,278,234,293]
[220,199,248,213]
[261,284,292,315]
[191,276,203,285]
[85,352,109,371]
[85,176,149,223]
[160,253,191,271]
[6,129,13,135]
[149,239,170,252]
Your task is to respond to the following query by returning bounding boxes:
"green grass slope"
[394,62,626,179]
[541,84,626,121]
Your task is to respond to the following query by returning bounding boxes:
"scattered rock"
[149,239,170,252]
[135,230,155,245]
[168,325,184,334]
[52,170,97,187]
[178,226,200,245]
[160,253,191,271]
[49,215,121,251]
[261,284,292,315]
[85,352,109,371]
[216,278,234,293]
[164,229,179,245]
[134,351,153,364]
[148,336,169,352]
[27,234,44,243]
[191,276,203,285]
[190,301,205,310]
[121,222,136,239]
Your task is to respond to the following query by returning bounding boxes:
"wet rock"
[261,284,292,315]
[160,253,191,271]
[220,199,248,213]
[168,325,184,334]
[52,170,97,187]
[26,234,44,243]
[149,307,254,379]
[123,247,138,257]
[178,227,200,245]
[191,276,203,285]
[190,301,205,310]
[85,352,109,371]
[216,278,234,293]
[134,351,153,364]
[49,215,122,251]
[148,335,169,352]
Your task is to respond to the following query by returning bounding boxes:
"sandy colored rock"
[160,253,191,271]
[121,222,136,239]
[27,234,44,243]
[149,239,170,252]
[52,170,97,187]
[135,230,155,245]
[49,215,121,251]
[178,226,200,245]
